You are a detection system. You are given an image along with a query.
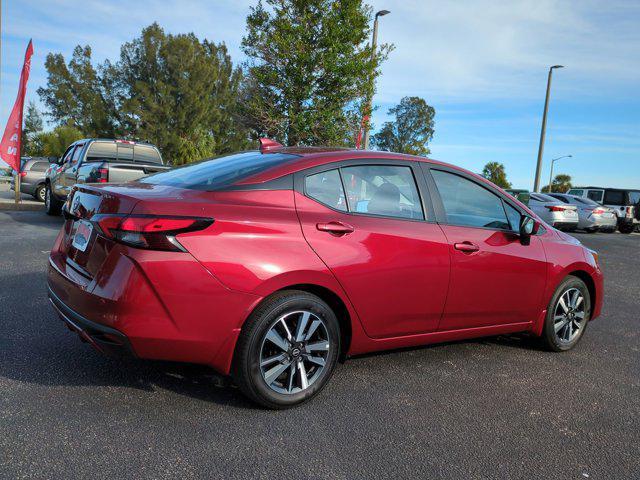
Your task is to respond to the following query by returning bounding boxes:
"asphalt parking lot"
[1,211,638,479]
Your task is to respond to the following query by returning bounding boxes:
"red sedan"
[48,141,603,408]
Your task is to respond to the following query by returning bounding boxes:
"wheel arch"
[567,269,597,314]
[272,283,352,360]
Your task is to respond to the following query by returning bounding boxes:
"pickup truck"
[45,139,168,215]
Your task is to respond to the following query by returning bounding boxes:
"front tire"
[45,184,62,216]
[540,276,591,352]
[233,290,340,409]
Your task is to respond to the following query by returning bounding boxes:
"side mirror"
[519,215,539,245]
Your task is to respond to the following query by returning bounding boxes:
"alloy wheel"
[259,310,330,395]
[553,287,586,343]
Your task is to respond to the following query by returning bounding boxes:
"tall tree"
[543,174,572,193]
[38,125,84,158]
[22,101,44,156]
[372,96,435,155]
[481,162,512,188]
[37,46,116,136]
[114,24,249,164]
[241,0,391,146]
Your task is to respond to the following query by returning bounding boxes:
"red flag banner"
[0,40,34,172]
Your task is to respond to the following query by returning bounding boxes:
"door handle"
[316,221,354,235]
[454,242,479,253]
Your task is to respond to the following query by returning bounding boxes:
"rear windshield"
[85,142,163,164]
[139,151,299,190]
[530,193,557,203]
[574,196,598,206]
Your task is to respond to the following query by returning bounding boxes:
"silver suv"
[10,157,57,202]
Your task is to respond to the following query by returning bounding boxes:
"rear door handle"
[316,221,354,235]
[454,242,479,253]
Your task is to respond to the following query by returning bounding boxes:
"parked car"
[547,193,617,233]
[45,139,167,215]
[505,188,531,205]
[527,193,579,231]
[47,141,603,408]
[9,157,57,201]
[567,186,640,234]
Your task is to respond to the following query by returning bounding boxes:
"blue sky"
[2,0,639,188]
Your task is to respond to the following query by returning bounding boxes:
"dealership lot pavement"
[1,211,638,479]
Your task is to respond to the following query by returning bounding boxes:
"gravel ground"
[1,211,638,479]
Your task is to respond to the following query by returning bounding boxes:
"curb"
[0,203,44,212]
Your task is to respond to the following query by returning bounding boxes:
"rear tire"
[619,223,634,234]
[233,290,340,409]
[540,276,591,352]
[45,184,62,216]
[585,228,598,234]
[34,184,46,202]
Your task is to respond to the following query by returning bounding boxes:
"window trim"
[423,164,528,234]
[295,158,434,223]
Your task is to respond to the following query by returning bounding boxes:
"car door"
[62,142,86,193]
[52,145,77,197]
[294,159,450,339]
[424,166,548,331]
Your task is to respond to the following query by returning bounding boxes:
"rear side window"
[604,190,625,205]
[629,191,640,204]
[30,162,50,172]
[567,189,584,197]
[341,165,424,219]
[70,145,84,165]
[140,152,299,190]
[586,190,604,203]
[305,170,347,212]
[431,170,510,230]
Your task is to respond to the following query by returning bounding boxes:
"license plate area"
[71,220,94,252]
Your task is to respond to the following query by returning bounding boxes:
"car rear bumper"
[48,285,135,357]
[47,231,262,374]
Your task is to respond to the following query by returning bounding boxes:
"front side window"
[305,169,347,212]
[504,202,522,231]
[341,165,424,220]
[431,170,510,230]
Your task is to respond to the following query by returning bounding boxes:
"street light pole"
[533,65,564,192]
[547,154,572,193]
[362,9,390,150]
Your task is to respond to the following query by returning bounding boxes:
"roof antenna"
[259,138,283,153]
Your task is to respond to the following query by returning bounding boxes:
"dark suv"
[567,187,640,233]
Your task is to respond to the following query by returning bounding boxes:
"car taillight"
[626,206,634,218]
[546,205,566,212]
[93,215,214,251]
[98,168,108,183]
[19,171,27,177]
[592,208,606,215]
